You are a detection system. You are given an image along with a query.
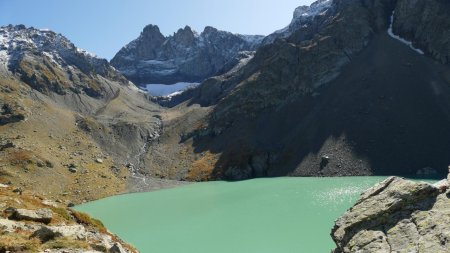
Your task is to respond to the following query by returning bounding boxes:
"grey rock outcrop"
[0,139,15,151]
[31,226,62,242]
[0,217,40,232]
[110,243,127,253]
[331,175,450,253]
[0,207,137,252]
[47,224,87,239]
[10,208,53,224]
[111,25,264,85]
[31,224,87,242]
[0,101,26,125]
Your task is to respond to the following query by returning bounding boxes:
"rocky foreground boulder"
[0,185,138,253]
[331,172,450,252]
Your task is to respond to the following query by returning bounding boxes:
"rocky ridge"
[0,24,170,202]
[331,170,450,253]
[0,25,128,99]
[110,25,264,85]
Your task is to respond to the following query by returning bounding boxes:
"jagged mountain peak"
[173,25,197,45]
[111,24,264,84]
[141,24,165,39]
[293,0,332,19]
[181,25,194,32]
[174,25,195,35]
[203,26,219,34]
[142,24,161,33]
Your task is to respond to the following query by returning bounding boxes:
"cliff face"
[110,25,264,85]
[331,173,450,253]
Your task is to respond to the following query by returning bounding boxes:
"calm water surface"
[76,177,392,253]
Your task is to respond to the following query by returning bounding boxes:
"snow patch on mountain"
[76,47,97,58]
[145,82,199,97]
[387,11,424,55]
[237,34,264,46]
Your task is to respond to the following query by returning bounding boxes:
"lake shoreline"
[70,174,444,207]
[115,174,442,199]
[126,176,192,194]
[75,176,441,253]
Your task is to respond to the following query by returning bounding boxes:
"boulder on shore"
[331,174,450,253]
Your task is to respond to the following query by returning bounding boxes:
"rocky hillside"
[110,25,264,85]
[0,184,137,252]
[154,0,450,181]
[2,1,450,184]
[0,24,175,202]
[331,170,450,253]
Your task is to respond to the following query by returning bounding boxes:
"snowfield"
[145,82,199,97]
[387,11,424,55]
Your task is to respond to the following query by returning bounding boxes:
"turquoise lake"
[76,177,393,253]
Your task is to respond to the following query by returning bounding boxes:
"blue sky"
[0,0,314,60]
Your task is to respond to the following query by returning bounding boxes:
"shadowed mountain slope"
[156,0,450,180]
